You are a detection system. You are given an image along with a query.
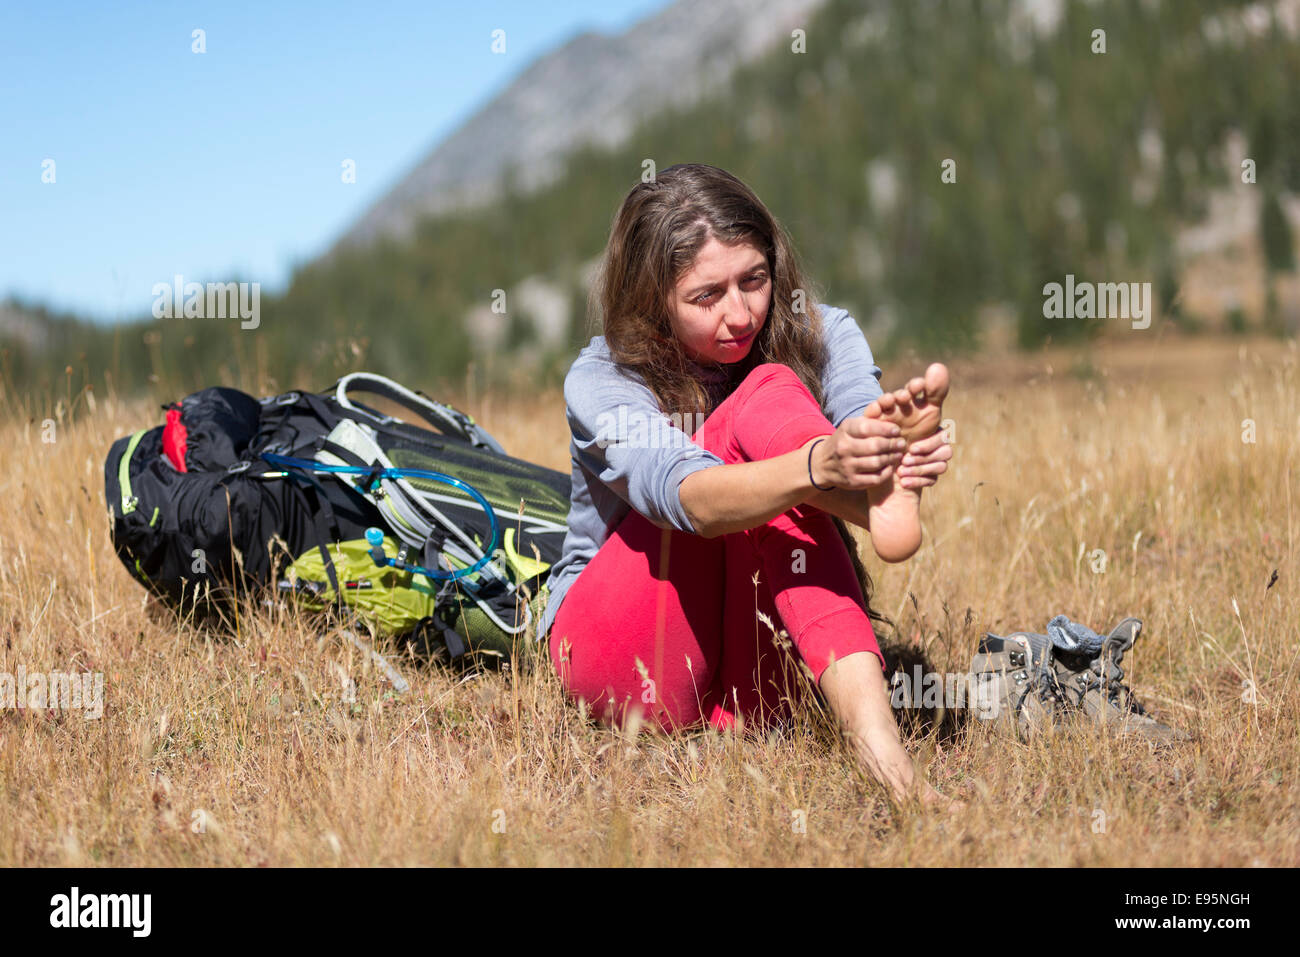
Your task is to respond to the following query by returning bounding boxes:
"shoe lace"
[1030,666,1071,714]
[1088,654,1149,717]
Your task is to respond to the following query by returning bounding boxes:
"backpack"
[103,373,570,666]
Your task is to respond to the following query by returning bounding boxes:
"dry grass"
[2,333,1297,866]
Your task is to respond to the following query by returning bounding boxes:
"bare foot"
[864,363,950,446]
[859,364,950,562]
[920,783,966,814]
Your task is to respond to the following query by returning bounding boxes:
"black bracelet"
[808,438,835,491]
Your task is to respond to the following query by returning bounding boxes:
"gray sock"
[1046,615,1105,658]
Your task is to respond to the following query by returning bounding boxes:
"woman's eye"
[693,275,766,305]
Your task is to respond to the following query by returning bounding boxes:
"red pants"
[548,363,885,731]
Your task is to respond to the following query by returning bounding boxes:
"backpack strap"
[333,373,506,454]
[285,471,347,608]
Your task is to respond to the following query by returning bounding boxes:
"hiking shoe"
[1052,617,1190,745]
[969,632,1070,737]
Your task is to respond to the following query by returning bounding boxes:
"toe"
[924,363,950,403]
[906,375,928,407]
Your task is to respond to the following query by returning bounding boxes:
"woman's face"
[667,236,770,365]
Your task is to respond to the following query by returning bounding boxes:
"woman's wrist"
[807,437,835,491]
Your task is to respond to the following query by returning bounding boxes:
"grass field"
[1,333,1296,866]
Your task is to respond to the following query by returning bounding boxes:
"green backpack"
[266,373,572,666]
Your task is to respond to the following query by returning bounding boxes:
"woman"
[537,164,953,804]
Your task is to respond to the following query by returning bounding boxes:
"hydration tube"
[260,452,499,582]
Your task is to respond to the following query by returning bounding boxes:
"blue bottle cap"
[364,527,385,547]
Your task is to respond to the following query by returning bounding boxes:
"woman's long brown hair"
[589,163,890,635]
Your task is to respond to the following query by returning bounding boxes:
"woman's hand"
[896,430,953,491]
[811,415,908,491]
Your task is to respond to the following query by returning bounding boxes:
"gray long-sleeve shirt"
[537,305,884,640]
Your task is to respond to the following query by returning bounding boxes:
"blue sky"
[0,0,670,323]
